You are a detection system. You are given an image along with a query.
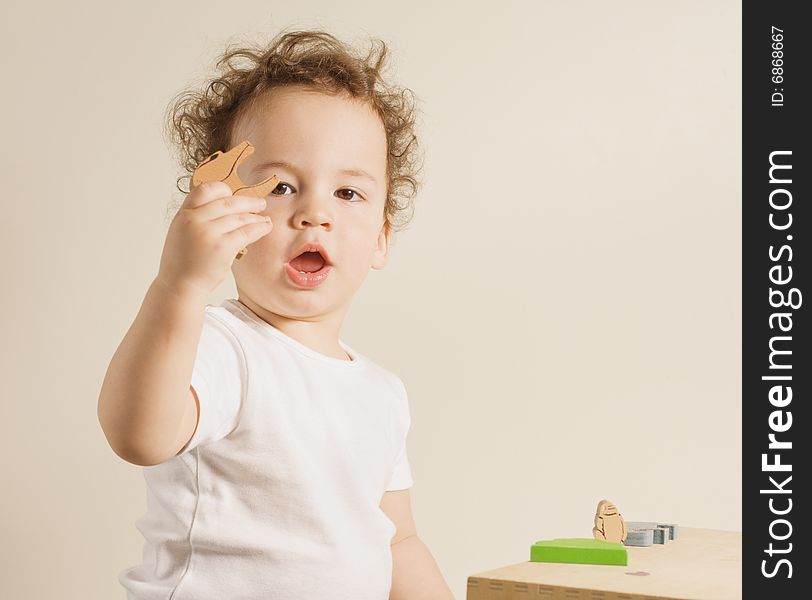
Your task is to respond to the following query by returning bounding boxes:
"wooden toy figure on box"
[592,499,627,543]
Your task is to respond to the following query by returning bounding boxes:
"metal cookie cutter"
[191,140,280,260]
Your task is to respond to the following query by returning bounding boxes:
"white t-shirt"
[119,298,413,599]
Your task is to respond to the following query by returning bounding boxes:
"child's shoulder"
[200,299,259,339]
[365,358,405,391]
[350,353,407,399]
[197,301,245,341]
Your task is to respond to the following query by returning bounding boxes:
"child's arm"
[97,180,273,466]
[383,490,456,599]
[97,277,207,465]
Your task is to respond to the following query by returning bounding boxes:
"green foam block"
[530,538,628,566]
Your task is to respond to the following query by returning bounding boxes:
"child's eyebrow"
[251,159,378,185]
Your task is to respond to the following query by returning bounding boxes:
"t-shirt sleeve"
[386,377,414,491]
[176,308,245,456]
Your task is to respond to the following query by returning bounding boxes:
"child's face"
[229,85,390,321]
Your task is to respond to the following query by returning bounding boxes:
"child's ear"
[370,220,391,270]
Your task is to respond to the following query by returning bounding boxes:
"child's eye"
[268,182,363,202]
[270,182,295,196]
[336,188,363,202]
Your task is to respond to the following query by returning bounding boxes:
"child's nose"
[293,193,334,229]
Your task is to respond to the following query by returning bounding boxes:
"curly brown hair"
[163,28,423,234]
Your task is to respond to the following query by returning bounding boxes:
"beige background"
[0,1,741,598]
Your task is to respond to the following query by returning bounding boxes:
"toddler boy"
[98,28,454,599]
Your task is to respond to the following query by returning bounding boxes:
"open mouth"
[289,251,326,274]
[285,243,332,288]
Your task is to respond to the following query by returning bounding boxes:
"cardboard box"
[466,527,741,600]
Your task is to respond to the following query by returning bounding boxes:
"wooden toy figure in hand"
[190,140,280,261]
[592,499,627,543]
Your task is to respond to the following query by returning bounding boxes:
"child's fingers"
[182,181,233,209]
[195,193,269,221]
[222,217,274,249]
[209,212,273,237]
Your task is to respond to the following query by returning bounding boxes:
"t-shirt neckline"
[222,298,363,368]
